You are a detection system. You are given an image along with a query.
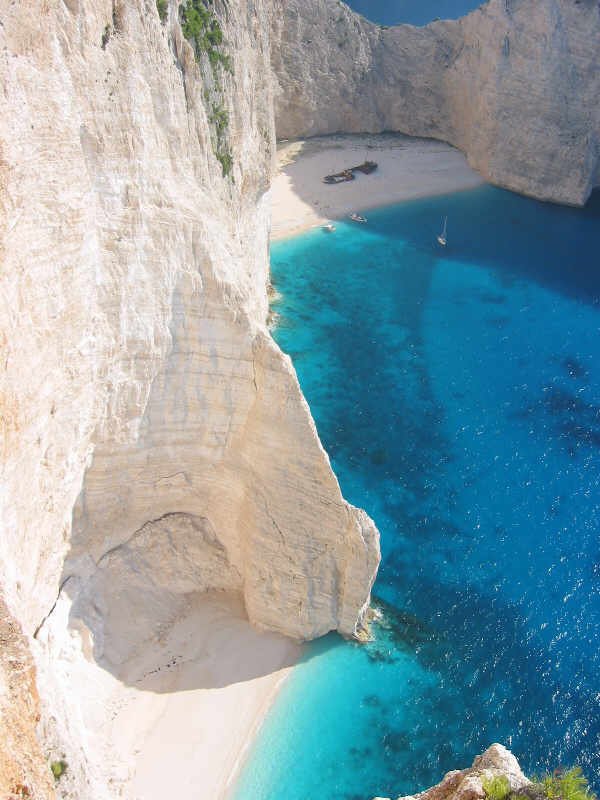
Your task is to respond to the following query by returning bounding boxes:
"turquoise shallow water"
[233,186,600,800]
[345,0,483,26]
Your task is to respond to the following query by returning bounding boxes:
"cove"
[232,186,600,800]
[345,0,484,27]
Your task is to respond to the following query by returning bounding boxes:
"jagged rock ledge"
[375,745,530,800]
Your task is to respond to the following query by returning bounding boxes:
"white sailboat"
[437,216,447,246]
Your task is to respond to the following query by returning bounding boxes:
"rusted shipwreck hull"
[323,160,377,184]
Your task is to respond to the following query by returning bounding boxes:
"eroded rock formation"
[2,0,597,795]
[375,745,529,800]
[0,0,378,793]
[271,0,600,205]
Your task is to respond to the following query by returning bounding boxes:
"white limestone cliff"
[0,0,379,795]
[271,0,600,205]
[2,0,598,796]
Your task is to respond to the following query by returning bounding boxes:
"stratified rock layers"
[0,0,379,793]
[271,0,600,205]
[2,0,597,795]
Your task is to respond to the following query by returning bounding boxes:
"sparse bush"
[50,760,67,781]
[179,0,234,177]
[216,149,233,178]
[156,0,168,23]
[534,767,595,800]
[483,775,511,800]
[210,105,229,136]
[179,0,232,73]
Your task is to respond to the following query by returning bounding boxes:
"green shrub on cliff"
[156,0,168,23]
[178,0,234,178]
[179,0,232,73]
[534,767,595,800]
[483,775,511,800]
[216,149,233,178]
[50,760,67,781]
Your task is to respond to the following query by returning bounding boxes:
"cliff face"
[2,0,596,795]
[271,0,600,205]
[0,0,379,793]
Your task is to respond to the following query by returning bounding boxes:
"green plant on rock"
[156,0,168,23]
[216,149,233,178]
[482,775,511,800]
[179,0,234,177]
[210,104,229,137]
[209,103,233,177]
[50,760,67,781]
[179,0,232,73]
[534,767,595,800]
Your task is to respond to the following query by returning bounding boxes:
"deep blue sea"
[232,186,600,800]
[345,0,483,26]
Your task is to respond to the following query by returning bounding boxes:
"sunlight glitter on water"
[232,186,600,800]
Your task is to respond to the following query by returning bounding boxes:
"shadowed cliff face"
[271,0,600,205]
[0,0,379,643]
[0,0,379,794]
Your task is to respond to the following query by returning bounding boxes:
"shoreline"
[221,666,296,799]
[223,133,484,799]
[53,592,300,800]
[124,593,301,800]
[270,133,484,241]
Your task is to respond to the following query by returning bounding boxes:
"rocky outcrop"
[271,0,600,205]
[0,598,56,800]
[0,0,379,793]
[375,744,530,800]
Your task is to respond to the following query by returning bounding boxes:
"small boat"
[437,216,447,246]
[349,212,367,223]
[323,222,336,232]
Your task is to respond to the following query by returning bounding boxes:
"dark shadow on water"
[265,186,600,796]
[365,186,600,307]
[510,385,600,455]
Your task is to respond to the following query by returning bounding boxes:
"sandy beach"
[270,133,484,240]
[48,592,299,800]
[122,594,299,800]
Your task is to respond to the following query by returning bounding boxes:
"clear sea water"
[232,185,600,800]
[345,0,483,27]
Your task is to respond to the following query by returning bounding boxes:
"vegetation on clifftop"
[534,768,596,800]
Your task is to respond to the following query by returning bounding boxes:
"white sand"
[49,136,482,800]
[270,133,484,240]
[51,592,298,800]
[119,594,298,800]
